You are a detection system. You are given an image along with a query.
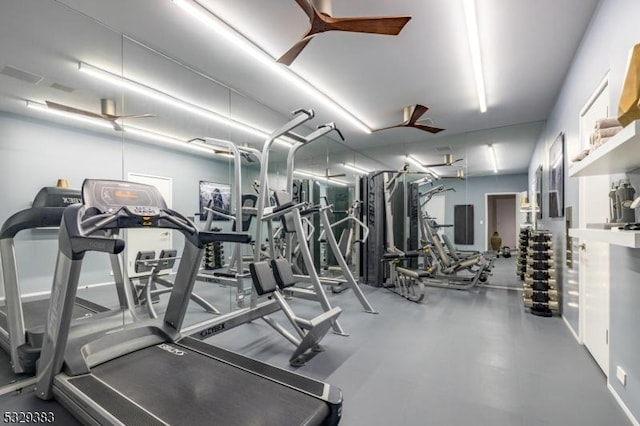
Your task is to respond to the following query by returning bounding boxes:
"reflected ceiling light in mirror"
[171,0,371,134]
[426,168,441,179]
[78,62,293,148]
[406,155,440,178]
[294,170,348,186]
[343,163,371,174]
[406,155,427,172]
[26,100,230,158]
[463,0,487,113]
[487,144,498,173]
[26,100,112,129]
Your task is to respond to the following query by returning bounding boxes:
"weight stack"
[523,230,558,317]
[516,227,531,281]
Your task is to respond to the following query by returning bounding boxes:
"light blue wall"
[0,112,233,296]
[527,0,640,420]
[440,173,528,252]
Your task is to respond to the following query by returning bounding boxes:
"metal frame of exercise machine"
[0,187,138,374]
[279,135,378,315]
[183,109,345,342]
[35,178,342,425]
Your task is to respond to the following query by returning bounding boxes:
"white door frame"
[484,192,519,251]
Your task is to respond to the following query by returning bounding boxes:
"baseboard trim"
[562,314,580,343]
[608,383,640,426]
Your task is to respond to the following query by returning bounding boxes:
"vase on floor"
[490,231,502,251]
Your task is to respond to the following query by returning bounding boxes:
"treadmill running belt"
[0,297,107,331]
[67,344,329,425]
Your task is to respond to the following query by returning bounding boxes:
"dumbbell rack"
[516,227,531,281]
[523,230,558,317]
[203,227,224,270]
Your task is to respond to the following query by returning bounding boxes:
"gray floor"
[204,257,630,426]
[0,258,630,425]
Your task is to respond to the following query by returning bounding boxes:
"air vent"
[0,65,43,84]
[436,146,452,153]
[50,82,75,93]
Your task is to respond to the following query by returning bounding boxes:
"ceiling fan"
[374,104,445,134]
[278,0,412,65]
[324,168,346,179]
[423,154,462,168]
[45,98,154,131]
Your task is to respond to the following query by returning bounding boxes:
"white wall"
[442,174,528,252]
[527,0,640,421]
[0,112,234,296]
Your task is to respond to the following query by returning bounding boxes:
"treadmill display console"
[82,179,167,214]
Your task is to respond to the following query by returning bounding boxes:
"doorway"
[486,193,517,251]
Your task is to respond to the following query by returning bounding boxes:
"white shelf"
[569,228,640,248]
[569,120,640,177]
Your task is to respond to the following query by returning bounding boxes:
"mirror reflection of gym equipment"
[0,2,637,425]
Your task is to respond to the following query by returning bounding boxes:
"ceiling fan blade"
[372,123,404,132]
[115,113,156,119]
[407,104,429,125]
[323,15,411,35]
[413,123,445,134]
[102,115,123,132]
[293,0,315,19]
[45,101,104,120]
[277,36,314,65]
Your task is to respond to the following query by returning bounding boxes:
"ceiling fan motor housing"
[100,98,116,116]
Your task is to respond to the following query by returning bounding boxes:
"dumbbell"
[523,298,559,311]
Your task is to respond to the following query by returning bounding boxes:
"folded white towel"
[572,149,590,162]
[594,117,621,129]
[595,126,622,138]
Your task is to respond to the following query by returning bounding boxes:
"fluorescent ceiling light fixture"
[415,176,434,186]
[26,100,230,158]
[426,168,440,179]
[294,170,348,186]
[26,100,112,130]
[171,0,371,134]
[78,62,293,148]
[343,163,371,174]
[407,155,428,172]
[463,0,487,113]
[487,144,498,173]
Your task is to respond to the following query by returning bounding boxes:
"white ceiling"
[0,0,599,178]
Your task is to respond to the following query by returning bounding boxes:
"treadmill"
[36,179,342,425]
[0,187,134,374]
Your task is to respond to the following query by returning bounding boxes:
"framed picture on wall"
[535,165,543,220]
[199,181,231,222]
[548,132,564,217]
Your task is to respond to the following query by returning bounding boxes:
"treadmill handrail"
[0,206,66,239]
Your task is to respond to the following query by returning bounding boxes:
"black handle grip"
[70,236,125,255]
[200,231,252,244]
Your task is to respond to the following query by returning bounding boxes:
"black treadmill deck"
[61,341,330,425]
[0,297,109,332]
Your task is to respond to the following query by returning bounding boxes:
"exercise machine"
[35,178,342,425]
[184,109,349,350]
[250,259,341,366]
[133,249,220,318]
[0,186,136,374]
[275,127,378,316]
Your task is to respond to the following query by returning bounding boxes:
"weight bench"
[249,259,342,367]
